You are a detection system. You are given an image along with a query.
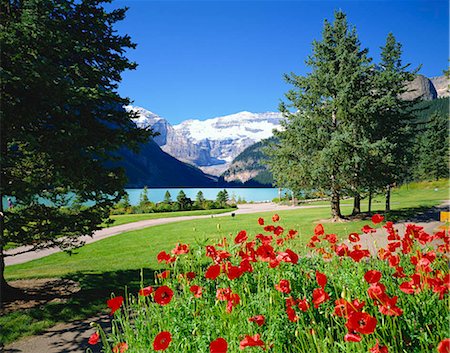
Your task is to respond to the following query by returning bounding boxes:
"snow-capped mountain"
[127,106,282,175]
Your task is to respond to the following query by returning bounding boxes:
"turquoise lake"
[125,188,282,205]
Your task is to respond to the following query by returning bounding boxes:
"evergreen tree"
[139,186,150,205]
[268,11,374,220]
[0,0,152,300]
[195,191,205,205]
[415,112,449,180]
[122,192,131,209]
[176,190,191,210]
[372,33,417,211]
[216,189,229,206]
[164,191,172,204]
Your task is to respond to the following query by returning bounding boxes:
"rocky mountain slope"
[127,106,283,175]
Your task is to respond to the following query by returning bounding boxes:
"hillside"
[219,137,276,187]
[114,139,218,188]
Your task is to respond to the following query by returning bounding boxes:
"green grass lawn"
[1,179,448,345]
[108,208,235,227]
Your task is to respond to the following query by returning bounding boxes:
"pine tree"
[164,191,172,204]
[372,33,417,211]
[268,11,373,220]
[0,0,152,300]
[176,190,191,210]
[416,112,449,180]
[139,186,150,206]
[195,191,205,205]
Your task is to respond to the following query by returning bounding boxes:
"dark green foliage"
[176,190,192,211]
[216,189,229,207]
[0,0,152,293]
[164,191,172,204]
[268,11,375,219]
[413,110,449,180]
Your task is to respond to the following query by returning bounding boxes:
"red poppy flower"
[154,286,174,305]
[272,214,280,222]
[189,285,203,298]
[274,225,284,236]
[333,298,364,318]
[185,271,196,280]
[438,338,450,353]
[399,274,422,295]
[239,334,265,349]
[378,296,403,316]
[205,264,221,280]
[172,243,189,255]
[364,270,382,284]
[335,243,349,256]
[153,331,171,351]
[325,233,337,244]
[348,233,360,243]
[235,230,248,244]
[388,254,400,267]
[312,288,330,308]
[316,271,327,288]
[256,244,276,262]
[344,333,361,342]
[314,224,324,236]
[157,270,170,279]
[138,286,154,296]
[157,251,175,264]
[248,315,265,326]
[297,298,310,312]
[367,282,387,302]
[226,265,242,280]
[275,279,291,294]
[210,337,228,353]
[107,296,124,315]
[348,247,370,262]
[362,225,376,234]
[216,288,232,301]
[286,305,299,322]
[113,342,128,353]
[369,340,388,353]
[88,332,99,345]
[258,217,265,225]
[371,214,384,224]
[346,312,377,335]
[226,293,240,313]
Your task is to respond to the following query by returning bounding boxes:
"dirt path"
[5,202,329,266]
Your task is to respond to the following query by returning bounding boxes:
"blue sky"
[111,0,449,124]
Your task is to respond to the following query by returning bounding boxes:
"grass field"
[108,208,235,227]
[1,179,448,344]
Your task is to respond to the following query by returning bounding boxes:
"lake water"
[125,188,282,205]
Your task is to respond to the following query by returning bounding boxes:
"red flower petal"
[371,214,384,225]
[316,271,327,288]
[153,331,172,351]
[154,286,174,305]
[210,337,228,353]
[272,214,280,222]
[189,285,203,298]
[112,342,128,353]
[205,264,221,280]
[258,217,265,225]
[107,296,123,315]
[138,286,154,296]
[364,270,382,284]
[248,315,265,326]
[88,332,99,345]
[314,224,324,236]
[235,230,248,244]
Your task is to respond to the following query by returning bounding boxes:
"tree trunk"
[351,193,361,216]
[0,194,6,307]
[368,191,373,213]
[330,174,342,221]
[385,185,391,212]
